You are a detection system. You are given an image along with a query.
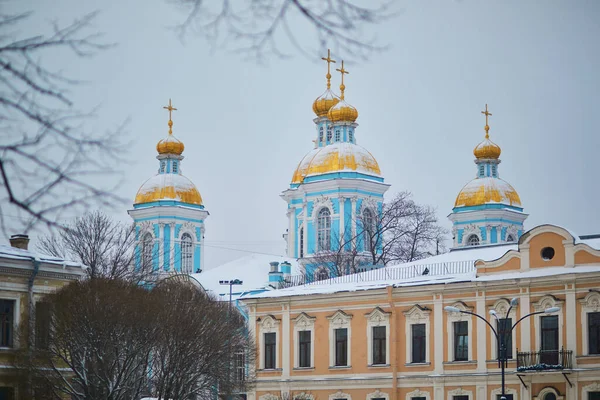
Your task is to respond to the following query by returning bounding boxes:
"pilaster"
[565,282,577,366]
[519,286,531,352]
[433,292,444,374]
[282,303,291,378]
[476,290,487,372]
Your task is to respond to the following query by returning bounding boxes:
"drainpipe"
[27,257,40,349]
[387,286,398,400]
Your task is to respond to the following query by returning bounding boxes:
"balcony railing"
[516,349,573,372]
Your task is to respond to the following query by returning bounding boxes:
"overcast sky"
[7,0,600,270]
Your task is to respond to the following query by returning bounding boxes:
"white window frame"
[180,232,194,274]
[0,294,21,349]
[533,387,563,400]
[490,387,518,400]
[365,307,390,366]
[446,302,474,362]
[367,390,390,400]
[327,310,352,367]
[582,382,600,400]
[258,315,280,370]
[404,304,431,365]
[259,395,280,400]
[489,299,517,360]
[580,291,600,355]
[293,312,316,369]
[316,207,332,251]
[329,391,351,400]
[447,387,473,400]
[532,295,563,351]
[406,389,430,400]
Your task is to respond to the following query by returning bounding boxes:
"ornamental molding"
[258,315,280,331]
[259,395,279,400]
[406,389,429,400]
[580,291,600,311]
[359,197,378,215]
[446,301,473,321]
[488,298,517,317]
[447,388,472,400]
[533,295,563,312]
[582,382,600,395]
[533,387,563,400]
[327,310,353,327]
[461,224,480,244]
[311,195,334,218]
[328,391,351,400]
[490,387,518,400]
[293,312,316,329]
[365,306,391,325]
[506,224,519,238]
[403,304,431,323]
[139,221,156,239]
[293,393,314,400]
[367,390,389,400]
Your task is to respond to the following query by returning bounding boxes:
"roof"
[190,254,300,300]
[0,244,85,269]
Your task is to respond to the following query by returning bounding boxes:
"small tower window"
[181,233,193,273]
[160,161,166,173]
[172,161,178,173]
[335,129,341,142]
[317,208,331,251]
[466,234,480,246]
[349,130,354,143]
[362,208,375,252]
[142,233,153,268]
[478,164,485,177]
[491,164,497,177]
[319,127,324,143]
[326,126,333,142]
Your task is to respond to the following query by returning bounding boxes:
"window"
[142,233,153,268]
[491,165,497,177]
[335,129,341,142]
[506,234,515,242]
[319,127,324,143]
[315,267,329,281]
[544,394,556,400]
[496,396,514,400]
[589,392,600,400]
[181,233,193,273]
[160,161,166,173]
[298,330,311,367]
[479,164,485,177]
[172,161,178,173]
[299,227,304,258]
[453,321,468,361]
[35,302,51,350]
[264,332,276,369]
[540,315,559,364]
[362,208,374,252]
[0,300,15,348]
[454,397,469,400]
[588,312,600,354]
[412,324,426,363]
[235,351,246,382]
[0,388,14,400]
[541,247,555,260]
[335,328,348,366]
[497,318,513,359]
[411,398,426,400]
[349,130,354,142]
[327,126,333,142]
[372,326,386,365]
[466,234,479,246]
[317,208,331,251]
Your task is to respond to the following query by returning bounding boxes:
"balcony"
[516,349,573,372]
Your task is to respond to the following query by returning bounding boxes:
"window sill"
[329,365,352,370]
[405,362,431,367]
[258,368,282,372]
[576,354,600,359]
[0,347,15,351]
[443,360,477,365]
[293,367,315,371]
[486,359,516,363]
[368,363,390,368]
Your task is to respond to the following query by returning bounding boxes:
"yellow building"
[0,234,85,398]
[243,225,600,400]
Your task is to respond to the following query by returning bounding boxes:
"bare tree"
[0,11,124,233]
[172,0,396,61]
[36,211,151,282]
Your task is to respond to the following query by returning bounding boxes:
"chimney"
[268,261,283,285]
[280,261,292,277]
[10,234,30,250]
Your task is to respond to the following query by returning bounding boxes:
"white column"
[158,222,164,271]
[282,303,290,377]
[476,384,487,400]
[339,196,345,242]
[169,222,175,270]
[519,287,531,352]
[302,201,308,257]
[476,290,487,372]
[433,293,444,374]
[350,196,357,250]
[565,283,577,366]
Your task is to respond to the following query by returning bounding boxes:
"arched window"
[319,127,324,143]
[363,208,374,252]
[466,234,480,246]
[181,233,193,274]
[317,208,331,251]
[506,234,515,242]
[544,394,557,400]
[348,130,354,143]
[142,233,153,268]
[315,267,329,281]
[334,129,341,142]
[326,126,333,142]
[299,227,304,258]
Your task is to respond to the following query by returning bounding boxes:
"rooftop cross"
[336,60,349,100]
[321,49,336,90]
[163,99,178,135]
[481,103,492,138]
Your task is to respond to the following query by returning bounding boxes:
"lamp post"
[445,299,560,400]
[219,279,243,311]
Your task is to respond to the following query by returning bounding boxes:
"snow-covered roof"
[190,254,300,300]
[0,244,85,269]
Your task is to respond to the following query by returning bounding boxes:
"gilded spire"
[336,60,349,100]
[481,103,492,139]
[321,49,336,90]
[163,98,178,135]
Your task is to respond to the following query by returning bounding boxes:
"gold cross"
[481,104,492,137]
[163,99,177,121]
[321,49,336,89]
[336,60,349,99]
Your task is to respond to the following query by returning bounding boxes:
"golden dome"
[473,136,501,159]
[134,173,203,205]
[292,142,381,184]
[454,177,521,208]
[313,89,340,117]
[328,99,358,123]
[157,120,185,155]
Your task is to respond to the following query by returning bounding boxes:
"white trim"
[367,389,390,400]
[365,307,390,365]
[532,295,563,351]
[293,393,314,400]
[582,382,600,400]
[327,310,352,367]
[0,293,21,349]
[293,312,316,368]
[580,291,600,355]
[403,305,431,364]
[406,389,431,400]
[446,302,474,362]
[488,298,517,360]
[490,386,518,400]
[258,315,280,370]
[533,387,563,400]
[259,394,279,400]
[328,390,352,400]
[447,387,473,400]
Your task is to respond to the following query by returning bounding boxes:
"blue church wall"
[479,227,487,241]
[195,227,202,241]
[153,223,160,238]
[491,226,498,244]
[501,226,507,241]
[174,243,181,272]
[194,244,201,273]
[518,229,523,238]
[152,242,159,271]
[134,244,141,270]
[331,216,340,251]
[163,224,171,271]
[307,219,315,254]
[457,229,464,244]
[344,198,352,251]
[455,218,524,226]
[452,204,524,213]
[135,225,140,240]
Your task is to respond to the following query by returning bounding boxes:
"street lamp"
[219,279,243,311]
[444,299,560,400]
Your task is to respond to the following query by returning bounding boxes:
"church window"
[506,234,515,242]
[160,161,166,173]
[181,233,193,273]
[172,161,178,173]
[0,300,15,347]
[317,208,331,251]
[315,267,329,281]
[478,164,485,177]
[491,164,497,177]
[299,227,304,258]
[327,126,333,142]
[349,130,354,143]
[541,246,555,260]
[466,234,479,246]
[335,129,341,142]
[362,208,375,252]
[142,233,153,268]
[319,127,324,143]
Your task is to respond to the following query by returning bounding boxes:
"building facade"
[243,224,600,400]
